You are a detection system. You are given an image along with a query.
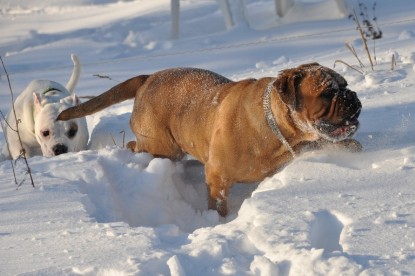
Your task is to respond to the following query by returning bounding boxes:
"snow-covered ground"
[1,0,415,275]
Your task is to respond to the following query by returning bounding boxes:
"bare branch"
[0,56,35,188]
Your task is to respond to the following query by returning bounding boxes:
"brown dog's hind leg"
[127,138,185,161]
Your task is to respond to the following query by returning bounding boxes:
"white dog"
[1,54,89,160]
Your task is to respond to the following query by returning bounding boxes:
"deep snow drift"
[1,0,415,275]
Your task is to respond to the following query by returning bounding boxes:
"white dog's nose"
[53,144,68,155]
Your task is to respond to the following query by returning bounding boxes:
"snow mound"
[45,149,219,232]
[309,210,346,253]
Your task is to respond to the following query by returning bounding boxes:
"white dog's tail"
[66,54,81,94]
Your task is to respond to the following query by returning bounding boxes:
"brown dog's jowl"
[57,63,362,217]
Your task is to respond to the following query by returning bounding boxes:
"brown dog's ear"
[273,70,302,110]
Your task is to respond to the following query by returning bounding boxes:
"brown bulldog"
[57,63,362,216]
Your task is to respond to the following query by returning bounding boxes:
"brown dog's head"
[274,63,361,142]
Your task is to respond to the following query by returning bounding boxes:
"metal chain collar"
[263,79,296,158]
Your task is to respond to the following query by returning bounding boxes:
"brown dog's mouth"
[330,119,359,137]
[316,118,360,142]
[315,104,361,141]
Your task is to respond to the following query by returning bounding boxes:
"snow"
[1,0,415,274]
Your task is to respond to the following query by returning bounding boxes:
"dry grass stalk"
[352,8,374,70]
[345,42,365,69]
[334,60,363,74]
[109,130,126,148]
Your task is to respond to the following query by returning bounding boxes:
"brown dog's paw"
[126,141,137,152]
[206,181,229,217]
[208,197,228,217]
[302,138,363,153]
[335,139,363,152]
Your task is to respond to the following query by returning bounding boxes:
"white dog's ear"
[60,94,81,106]
[73,94,81,105]
[33,92,43,114]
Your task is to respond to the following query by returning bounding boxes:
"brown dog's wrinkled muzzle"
[315,87,362,142]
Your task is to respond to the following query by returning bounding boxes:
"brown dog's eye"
[42,130,50,137]
[67,123,78,139]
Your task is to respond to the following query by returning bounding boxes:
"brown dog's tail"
[57,75,149,121]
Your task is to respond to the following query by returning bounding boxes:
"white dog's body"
[1,54,89,160]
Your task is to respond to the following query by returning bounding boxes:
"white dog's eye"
[67,123,78,139]
[43,88,61,96]
[42,130,50,137]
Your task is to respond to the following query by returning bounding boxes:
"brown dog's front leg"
[205,168,230,217]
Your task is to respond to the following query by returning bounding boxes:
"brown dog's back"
[127,68,233,160]
[57,68,233,122]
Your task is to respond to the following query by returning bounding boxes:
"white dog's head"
[32,81,89,157]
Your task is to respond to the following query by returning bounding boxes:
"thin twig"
[0,56,35,188]
[0,120,18,185]
[93,74,120,83]
[78,96,95,100]
[120,130,126,148]
[0,109,17,132]
[391,54,397,70]
[110,133,117,146]
[17,172,29,188]
[93,74,112,80]
[334,60,364,74]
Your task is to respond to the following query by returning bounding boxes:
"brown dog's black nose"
[53,144,68,155]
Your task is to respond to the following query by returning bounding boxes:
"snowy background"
[1,0,415,275]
